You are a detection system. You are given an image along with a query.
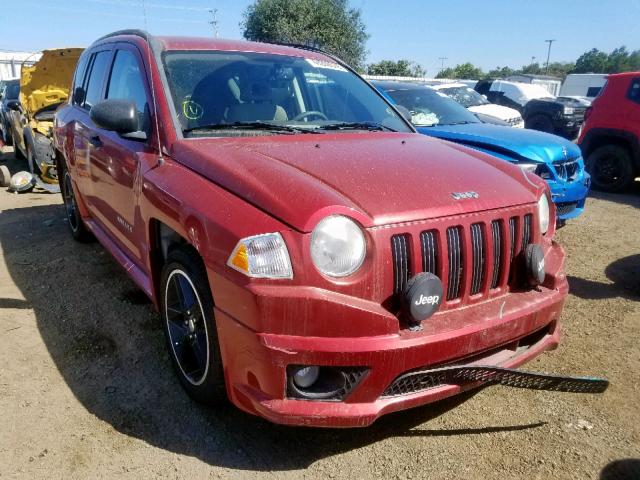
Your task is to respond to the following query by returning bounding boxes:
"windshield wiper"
[440,121,474,126]
[317,121,397,132]
[183,121,322,135]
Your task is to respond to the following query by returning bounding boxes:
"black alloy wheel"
[586,144,635,192]
[161,247,226,405]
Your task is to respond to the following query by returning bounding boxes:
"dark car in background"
[0,78,20,145]
[476,79,588,139]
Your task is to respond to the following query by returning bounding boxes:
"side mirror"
[7,100,21,112]
[90,99,139,134]
[395,105,413,123]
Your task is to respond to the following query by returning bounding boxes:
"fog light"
[292,366,320,388]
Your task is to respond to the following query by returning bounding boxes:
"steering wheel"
[291,110,328,122]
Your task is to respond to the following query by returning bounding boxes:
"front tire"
[160,247,226,406]
[586,145,635,192]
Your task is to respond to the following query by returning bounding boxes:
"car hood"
[418,123,581,165]
[20,48,83,117]
[170,133,542,232]
[467,103,521,120]
[530,96,590,108]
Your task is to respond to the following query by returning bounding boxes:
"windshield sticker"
[182,96,203,120]
[305,58,347,72]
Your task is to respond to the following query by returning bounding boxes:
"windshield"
[377,84,480,127]
[162,50,410,136]
[439,86,489,107]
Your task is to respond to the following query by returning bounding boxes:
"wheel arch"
[580,128,640,171]
[148,218,209,309]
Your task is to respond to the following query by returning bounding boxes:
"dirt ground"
[0,146,638,480]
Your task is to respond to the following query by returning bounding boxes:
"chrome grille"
[391,234,411,294]
[490,220,502,288]
[446,227,463,300]
[387,207,536,306]
[522,214,532,247]
[470,224,485,295]
[420,230,438,275]
[553,160,579,181]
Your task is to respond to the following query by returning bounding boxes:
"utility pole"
[544,39,555,74]
[438,56,448,73]
[208,9,219,38]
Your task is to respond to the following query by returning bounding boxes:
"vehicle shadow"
[588,180,640,208]
[600,458,640,480]
[0,202,548,471]
[568,254,640,301]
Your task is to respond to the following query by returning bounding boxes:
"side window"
[627,79,640,105]
[106,49,148,117]
[83,50,112,110]
[72,53,90,105]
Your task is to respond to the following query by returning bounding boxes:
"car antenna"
[141,0,164,165]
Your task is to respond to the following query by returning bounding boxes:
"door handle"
[89,135,103,148]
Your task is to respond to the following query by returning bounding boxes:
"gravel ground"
[0,146,638,479]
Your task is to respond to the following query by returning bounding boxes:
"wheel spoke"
[176,274,197,310]
[192,332,208,370]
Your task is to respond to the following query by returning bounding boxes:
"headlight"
[563,106,575,115]
[538,194,550,235]
[227,232,293,279]
[310,215,366,277]
[517,162,539,174]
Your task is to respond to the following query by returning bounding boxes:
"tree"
[485,66,515,79]
[242,0,369,70]
[367,59,425,77]
[574,48,609,73]
[436,62,483,79]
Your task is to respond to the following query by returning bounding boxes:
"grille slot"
[490,220,502,288]
[420,230,438,275]
[470,223,485,295]
[391,234,411,294]
[554,160,579,181]
[446,227,463,300]
[509,217,517,262]
[522,214,532,247]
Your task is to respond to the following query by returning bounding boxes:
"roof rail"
[94,29,153,44]
[271,41,347,65]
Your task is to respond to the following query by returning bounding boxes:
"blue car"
[373,81,591,222]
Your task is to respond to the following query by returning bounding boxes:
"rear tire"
[61,165,93,242]
[526,114,554,134]
[586,145,635,192]
[160,247,226,406]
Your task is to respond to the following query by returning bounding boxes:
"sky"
[0,0,638,75]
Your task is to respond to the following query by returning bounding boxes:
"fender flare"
[580,128,640,170]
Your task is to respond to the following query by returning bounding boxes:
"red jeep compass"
[578,72,640,192]
[53,30,587,427]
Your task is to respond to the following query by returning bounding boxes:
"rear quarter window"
[627,79,640,104]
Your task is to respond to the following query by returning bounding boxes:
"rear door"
[72,46,114,203]
[86,42,153,265]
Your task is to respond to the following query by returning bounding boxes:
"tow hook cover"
[401,272,444,324]
[525,243,545,286]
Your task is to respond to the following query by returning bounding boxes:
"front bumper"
[549,171,591,221]
[214,269,569,427]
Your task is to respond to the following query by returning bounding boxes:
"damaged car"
[6,48,82,187]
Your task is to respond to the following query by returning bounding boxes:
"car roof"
[606,71,640,80]
[96,30,334,63]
